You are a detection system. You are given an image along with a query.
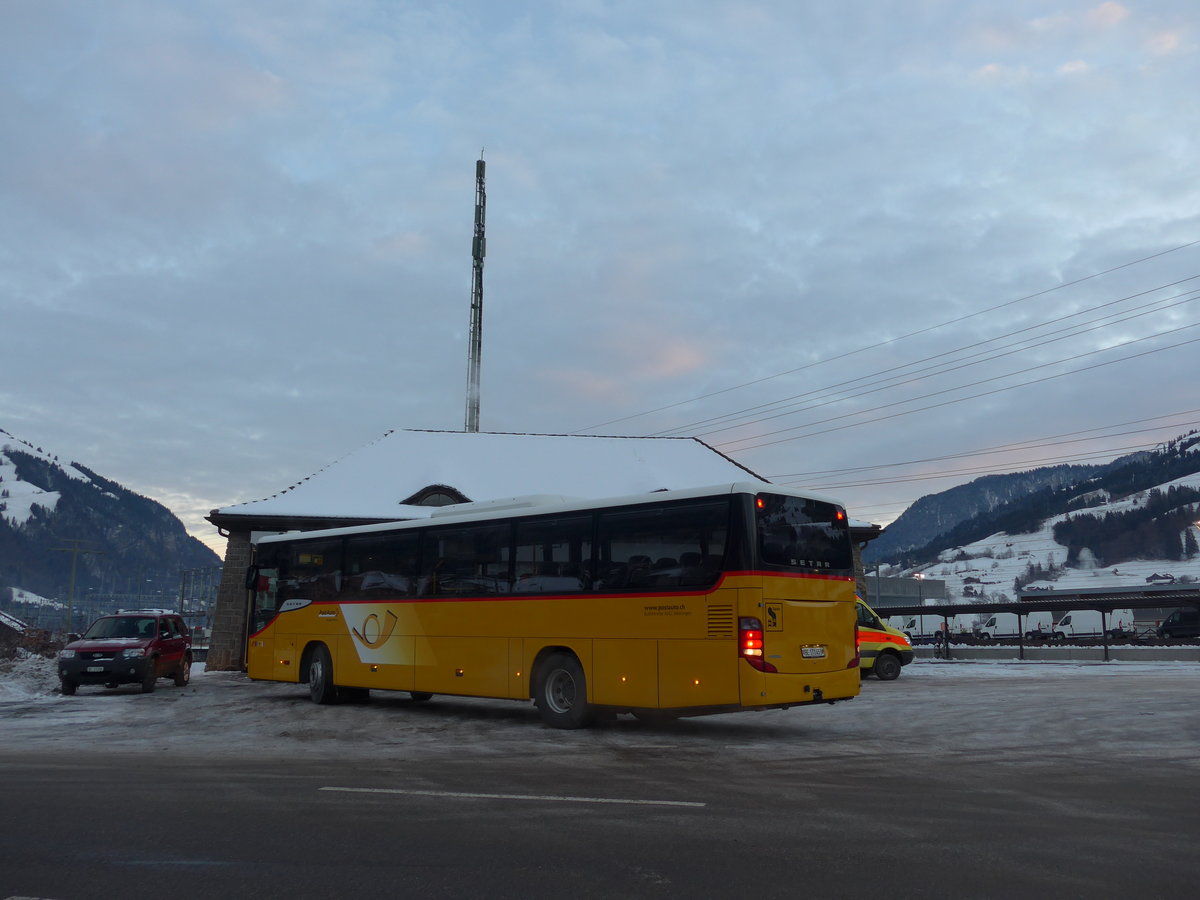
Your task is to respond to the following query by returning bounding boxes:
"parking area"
[1,655,1198,767]
[2,656,1198,898]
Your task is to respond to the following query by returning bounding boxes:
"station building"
[204,429,883,670]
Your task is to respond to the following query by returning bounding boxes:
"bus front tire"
[873,652,902,681]
[409,692,433,702]
[534,652,593,729]
[308,644,339,705]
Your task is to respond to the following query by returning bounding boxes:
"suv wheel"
[61,678,78,696]
[174,654,192,687]
[141,660,158,693]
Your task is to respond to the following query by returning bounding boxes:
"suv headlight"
[59,649,76,659]
[122,648,147,658]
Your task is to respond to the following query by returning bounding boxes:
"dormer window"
[404,485,469,507]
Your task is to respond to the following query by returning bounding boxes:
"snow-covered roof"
[0,608,30,633]
[212,430,766,522]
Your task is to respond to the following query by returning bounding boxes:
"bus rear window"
[755,494,852,573]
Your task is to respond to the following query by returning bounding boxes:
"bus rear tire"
[307,644,339,705]
[534,652,593,729]
[409,692,433,702]
[873,652,902,681]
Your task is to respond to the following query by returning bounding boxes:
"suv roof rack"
[116,608,178,615]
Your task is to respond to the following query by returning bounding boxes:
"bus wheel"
[534,652,593,729]
[408,692,433,702]
[873,652,902,681]
[308,645,339,705]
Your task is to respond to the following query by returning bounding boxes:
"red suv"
[58,610,192,695]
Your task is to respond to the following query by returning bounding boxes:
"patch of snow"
[914,468,1200,603]
[0,650,59,701]
[0,433,94,524]
[0,608,30,632]
[7,588,62,610]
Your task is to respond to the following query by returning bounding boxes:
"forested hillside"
[867,431,1200,569]
[863,464,1104,563]
[0,438,219,606]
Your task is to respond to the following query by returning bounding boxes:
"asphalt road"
[2,662,1197,899]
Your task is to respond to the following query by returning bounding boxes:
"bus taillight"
[739,617,778,673]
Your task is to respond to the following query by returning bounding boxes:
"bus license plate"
[801,646,826,659]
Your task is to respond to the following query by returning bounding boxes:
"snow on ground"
[0,649,59,701]
[2,651,1198,768]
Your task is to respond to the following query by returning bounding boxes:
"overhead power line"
[793,440,1172,491]
[719,324,1200,453]
[767,410,1200,480]
[671,284,1200,440]
[572,239,1200,434]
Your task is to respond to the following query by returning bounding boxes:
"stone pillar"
[205,528,252,671]
[853,542,868,601]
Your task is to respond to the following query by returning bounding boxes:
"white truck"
[896,614,946,640]
[896,613,976,641]
[1051,608,1136,641]
[977,611,1055,641]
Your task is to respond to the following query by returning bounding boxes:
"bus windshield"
[755,493,852,573]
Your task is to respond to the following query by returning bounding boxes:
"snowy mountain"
[870,431,1200,602]
[864,464,1106,562]
[0,429,220,623]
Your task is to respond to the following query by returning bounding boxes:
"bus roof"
[254,482,848,546]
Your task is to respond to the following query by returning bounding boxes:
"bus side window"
[596,500,729,591]
[288,538,344,604]
[344,532,419,599]
[421,524,511,595]
[512,515,592,594]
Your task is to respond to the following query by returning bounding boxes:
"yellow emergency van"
[856,597,914,680]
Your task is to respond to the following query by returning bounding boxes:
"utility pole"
[50,539,103,635]
[465,152,486,432]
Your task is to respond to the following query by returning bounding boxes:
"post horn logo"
[351,610,399,649]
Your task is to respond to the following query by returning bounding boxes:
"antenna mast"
[465,153,486,432]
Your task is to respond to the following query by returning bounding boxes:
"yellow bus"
[245,482,860,728]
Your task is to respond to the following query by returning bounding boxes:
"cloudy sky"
[3,0,1199,554]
